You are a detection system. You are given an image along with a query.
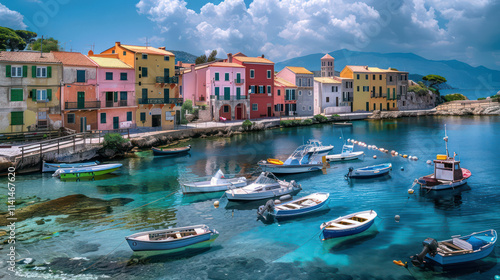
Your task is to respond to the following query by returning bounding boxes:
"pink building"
[88,53,136,130]
[274,76,297,117]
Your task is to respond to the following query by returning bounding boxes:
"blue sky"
[1,0,499,70]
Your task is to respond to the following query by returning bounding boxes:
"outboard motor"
[411,238,438,266]
[345,167,354,180]
[257,199,275,218]
[290,180,301,190]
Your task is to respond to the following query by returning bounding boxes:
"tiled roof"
[345,65,371,73]
[52,51,96,67]
[274,76,297,88]
[286,66,313,75]
[233,56,274,64]
[120,44,174,56]
[367,67,386,73]
[88,56,133,69]
[314,77,341,84]
[233,52,246,57]
[209,62,245,68]
[333,76,352,81]
[321,53,334,59]
[0,51,60,64]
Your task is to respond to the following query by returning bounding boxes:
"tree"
[195,54,207,65]
[0,26,36,51]
[207,50,217,62]
[29,37,60,52]
[195,49,217,64]
[15,30,37,47]
[422,74,447,94]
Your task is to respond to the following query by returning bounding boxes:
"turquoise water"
[7,116,500,279]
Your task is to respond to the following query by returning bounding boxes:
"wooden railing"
[0,130,62,144]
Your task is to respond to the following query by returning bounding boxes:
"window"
[10,89,23,101]
[252,104,258,111]
[277,89,281,96]
[36,67,47,78]
[259,85,264,93]
[331,86,338,92]
[225,73,229,81]
[67,113,75,124]
[36,89,47,101]
[326,97,330,103]
[11,66,22,77]
[357,74,360,79]
[309,106,312,111]
[250,85,256,94]
[106,72,113,80]
[140,112,146,122]
[267,70,271,79]
[379,75,382,80]
[77,70,85,82]
[142,67,148,77]
[111,50,115,54]
[164,56,169,61]
[267,86,271,95]
[142,54,148,59]
[215,72,219,81]
[223,106,229,113]
[302,106,306,111]
[100,113,106,123]
[127,112,132,121]
[389,76,393,82]
[215,87,220,97]
[123,51,127,56]
[250,69,255,78]
[379,86,382,95]
[365,74,368,80]
[373,74,376,80]
[120,73,128,81]
[10,111,23,125]
[357,86,360,91]
[299,90,302,96]
[120,91,128,101]
[308,90,312,96]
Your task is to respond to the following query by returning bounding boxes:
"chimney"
[261,54,265,58]
[88,50,94,56]
[191,64,195,72]
[365,66,368,70]
[115,42,121,48]
[227,53,233,63]
[159,47,166,50]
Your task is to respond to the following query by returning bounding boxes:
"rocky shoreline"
[368,105,500,119]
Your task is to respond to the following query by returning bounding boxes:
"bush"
[478,97,486,100]
[280,120,302,127]
[103,133,129,151]
[313,114,328,123]
[201,104,207,110]
[242,119,252,129]
[180,119,188,125]
[329,114,340,120]
[302,119,313,125]
[182,99,194,113]
[443,93,467,102]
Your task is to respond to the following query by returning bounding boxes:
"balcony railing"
[234,78,245,84]
[65,101,101,110]
[370,93,386,98]
[342,96,353,102]
[156,76,179,84]
[210,95,248,101]
[138,98,183,106]
[105,100,136,107]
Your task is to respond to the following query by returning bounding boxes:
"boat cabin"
[307,139,323,148]
[433,155,463,181]
[341,144,354,155]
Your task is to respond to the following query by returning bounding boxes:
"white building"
[314,77,352,114]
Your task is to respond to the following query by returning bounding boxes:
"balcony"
[211,95,248,101]
[342,96,353,102]
[65,101,101,110]
[156,76,179,84]
[138,98,183,106]
[234,78,245,85]
[370,92,385,98]
[105,99,136,107]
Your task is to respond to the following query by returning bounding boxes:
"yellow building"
[101,42,179,129]
[368,67,388,111]
[0,51,62,132]
[340,65,371,112]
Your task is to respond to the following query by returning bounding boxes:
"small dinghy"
[53,163,122,179]
[258,192,329,219]
[181,169,247,194]
[345,163,391,179]
[326,144,364,162]
[42,161,99,173]
[320,210,377,240]
[410,229,497,266]
[152,145,191,156]
[126,224,219,252]
[226,172,301,201]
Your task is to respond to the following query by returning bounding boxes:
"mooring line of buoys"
[347,139,420,162]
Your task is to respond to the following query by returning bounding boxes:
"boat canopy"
[341,144,354,155]
[307,139,323,148]
[284,145,320,165]
[254,172,279,185]
[210,169,226,185]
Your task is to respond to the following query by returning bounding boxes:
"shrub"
[201,104,207,110]
[329,114,340,120]
[478,97,486,100]
[280,120,302,127]
[408,85,429,96]
[103,133,129,151]
[302,119,313,125]
[181,99,194,113]
[180,119,188,125]
[443,93,467,102]
[242,119,252,129]
[313,114,328,123]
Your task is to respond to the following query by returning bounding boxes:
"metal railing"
[138,98,183,105]
[211,95,249,101]
[156,76,179,84]
[65,101,101,109]
[105,100,136,107]
[234,78,245,84]
[342,96,353,102]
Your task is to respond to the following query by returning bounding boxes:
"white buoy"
[373,155,377,159]
[401,166,404,171]
[414,157,418,161]
[426,160,432,164]
[395,215,400,222]
[408,189,414,194]
[395,152,398,156]
[214,201,220,208]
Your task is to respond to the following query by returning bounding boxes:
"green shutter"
[6,65,11,77]
[215,73,219,81]
[22,65,27,77]
[127,112,132,121]
[101,113,106,124]
[32,89,37,101]
[32,66,36,78]
[113,92,118,102]
[47,89,52,101]
[47,66,52,78]
[10,112,24,125]
[215,87,219,97]
[10,89,23,101]
[140,112,146,122]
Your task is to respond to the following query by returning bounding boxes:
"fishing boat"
[326,144,364,162]
[258,144,325,174]
[410,229,497,266]
[306,139,334,154]
[125,224,219,252]
[42,161,99,173]
[320,210,377,239]
[345,163,392,178]
[53,163,122,179]
[225,172,301,201]
[181,169,247,194]
[416,125,471,190]
[257,192,329,219]
[152,145,191,156]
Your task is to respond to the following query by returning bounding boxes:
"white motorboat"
[181,169,247,194]
[225,172,301,201]
[257,192,330,219]
[258,145,325,174]
[306,139,334,154]
[325,144,364,162]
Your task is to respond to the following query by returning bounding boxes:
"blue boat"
[53,163,122,179]
[320,210,377,240]
[257,192,329,219]
[126,224,219,252]
[346,163,391,179]
[42,161,99,173]
[411,229,497,266]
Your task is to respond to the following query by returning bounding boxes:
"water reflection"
[419,185,471,210]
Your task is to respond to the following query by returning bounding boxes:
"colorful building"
[232,53,275,119]
[313,77,352,114]
[274,76,297,117]
[52,51,98,132]
[276,66,314,116]
[101,42,180,129]
[321,54,335,77]
[88,53,136,130]
[340,65,372,112]
[368,67,388,111]
[0,51,62,132]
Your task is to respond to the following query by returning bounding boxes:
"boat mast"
[444,124,449,158]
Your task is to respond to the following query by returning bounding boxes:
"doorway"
[267,106,272,117]
[113,116,119,129]
[106,92,113,107]
[77,92,85,109]
[80,117,87,132]
[152,114,161,127]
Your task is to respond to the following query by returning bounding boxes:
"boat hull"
[42,161,98,173]
[349,164,391,178]
[152,146,191,156]
[326,152,364,162]
[56,163,122,179]
[273,193,329,218]
[258,163,323,174]
[226,186,300,201]
[419,178,468,190]
[59,167,121,179]
[126,231,218,252]
[181,180,247,194]
[322,219,375,239]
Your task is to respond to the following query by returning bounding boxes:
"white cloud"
[0,3,27,29]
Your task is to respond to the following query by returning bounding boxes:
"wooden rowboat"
[152,145,191,156]
[320,210,377,240]
[345,163,391,178]
[258,192,329,219]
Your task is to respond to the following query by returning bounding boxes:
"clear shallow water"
[6,116,500,279]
